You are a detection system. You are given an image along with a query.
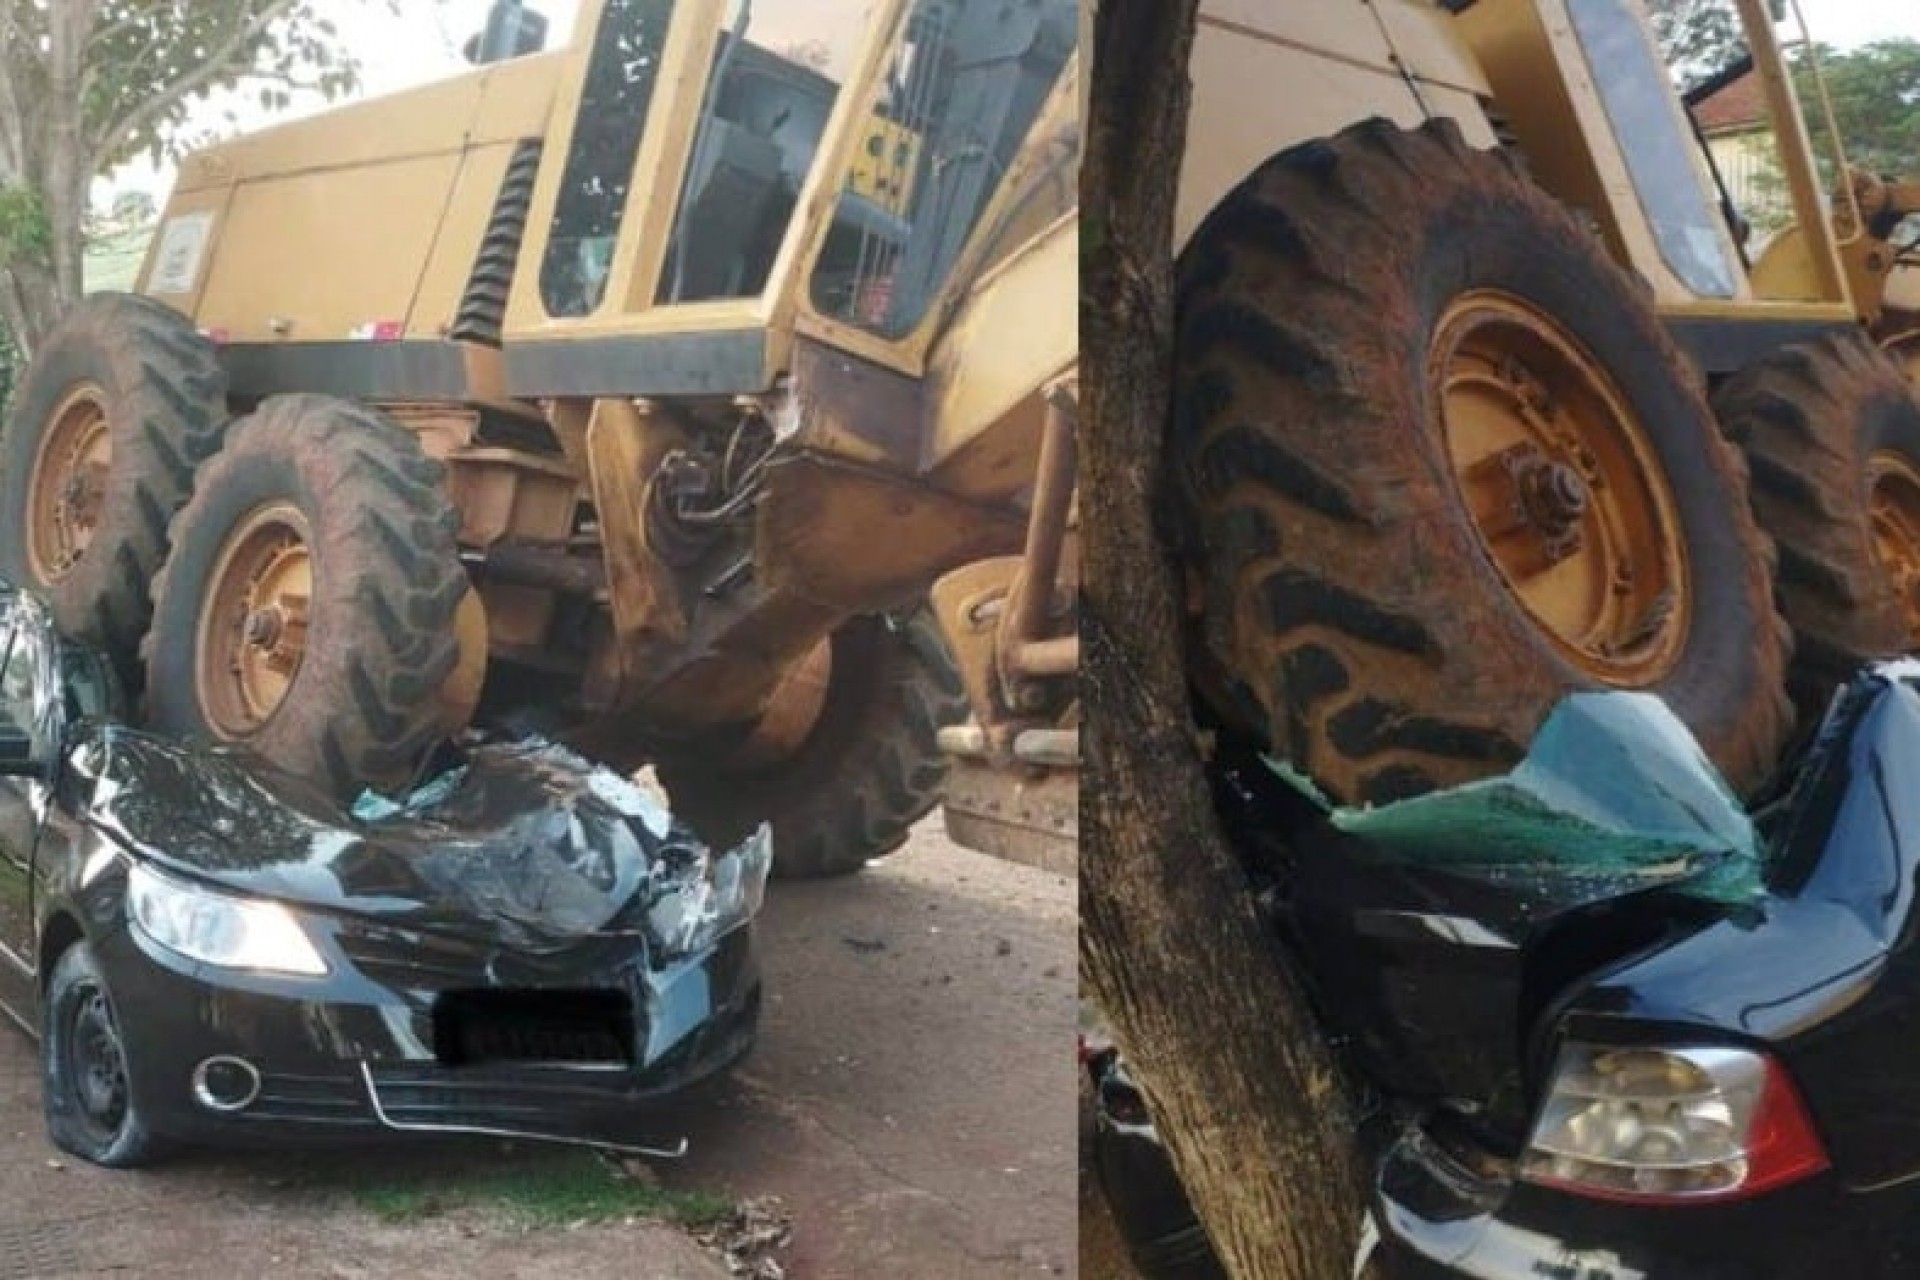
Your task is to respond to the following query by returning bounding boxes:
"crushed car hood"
[76,727,768,956]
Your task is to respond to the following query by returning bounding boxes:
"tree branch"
[86,0,300,168]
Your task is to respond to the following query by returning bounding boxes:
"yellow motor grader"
[1164,0,1920,809]
[0,0,1079,876]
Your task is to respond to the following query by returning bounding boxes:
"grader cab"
[0,0,1080,876]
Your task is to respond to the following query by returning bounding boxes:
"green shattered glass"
[1268,691,1763,905]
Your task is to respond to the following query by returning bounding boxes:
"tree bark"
[1080,3,1367,1277]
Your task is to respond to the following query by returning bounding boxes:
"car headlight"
[127,862,328,976]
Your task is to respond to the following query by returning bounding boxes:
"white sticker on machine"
[147,213,214,295]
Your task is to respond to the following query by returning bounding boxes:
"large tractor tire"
[0,293,226,682]
[144,395,475,800]
[1715,330,1920,726]
[1170,117,1792,807]
[658,612,966,879]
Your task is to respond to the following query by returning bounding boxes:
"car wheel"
[42,943,162,1167]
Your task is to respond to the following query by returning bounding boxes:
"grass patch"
[354,1148,733,1230]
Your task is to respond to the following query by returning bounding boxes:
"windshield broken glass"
[1270,690,1764,905]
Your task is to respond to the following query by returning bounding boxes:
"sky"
[97,0,1920,210]
[1794,0,1920,49]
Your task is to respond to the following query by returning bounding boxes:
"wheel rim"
[196,503,314,738]
[25,384,112,585]
[63,983,129,1144]
[1431,290,1691,685]
[730,638,835,770]
[1868,449,1920,644]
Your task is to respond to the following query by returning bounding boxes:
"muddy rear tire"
[1715,331,1920,726]
[145,395,471,799]
[0,293,226,685]
[1170,118,1792,806]
[658,613,965,879]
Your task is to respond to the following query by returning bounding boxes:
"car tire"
[1169,116,1792,804]
[42,942,163,1168]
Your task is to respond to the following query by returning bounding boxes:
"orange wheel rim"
[1431,290,1690,685]
[1868,449,1920,645]
[26,385,112,584]
[731,638,834,769]
[195,503,313,738]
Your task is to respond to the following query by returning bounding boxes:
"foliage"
[75,3,368,172]
[1796,39,1920,180]
[1648,0,1745,86]
[1733,40,1920,234]
[0,186,49,269]
[352,1149,734,1230]
[0,1,396,352]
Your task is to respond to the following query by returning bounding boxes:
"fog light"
[1519,1042,1828,1204]
[191,1055,261,1113]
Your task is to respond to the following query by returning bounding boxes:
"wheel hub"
[69,988,127,1133]
[1432,290,1691,685]
[1518,458,1591,538]
[196,504,314,738]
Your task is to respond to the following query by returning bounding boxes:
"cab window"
[808,0,1075,337]
[655,1,857,305]
[540,0,675,317]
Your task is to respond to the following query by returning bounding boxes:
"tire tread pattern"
[660,613,966,879]
[0,293,228,685]
[144,395,467,798]
[1715,330,1920,724]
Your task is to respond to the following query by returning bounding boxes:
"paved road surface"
[664,820,1078,1276]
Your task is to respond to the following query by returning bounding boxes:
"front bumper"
[96,917,761,1151]
[1375,1126,1920,1278]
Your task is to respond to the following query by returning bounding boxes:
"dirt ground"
[0,818,1076,1278]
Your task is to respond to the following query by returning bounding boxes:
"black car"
[0,583,765,1167]
[1093,662,1920,1278]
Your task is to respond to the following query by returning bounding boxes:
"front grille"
[364,1063,638,1131]
[334,923,488,989]
[247,1071,372,1125]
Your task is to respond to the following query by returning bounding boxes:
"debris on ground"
[694,1195,793,1278]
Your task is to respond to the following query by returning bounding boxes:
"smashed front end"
[76,732,771,1153]
[1103,667,1920,1276]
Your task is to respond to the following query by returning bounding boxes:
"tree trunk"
[0,260,65,361]
[1080,3,1367,1277]
[42,1,95,317]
